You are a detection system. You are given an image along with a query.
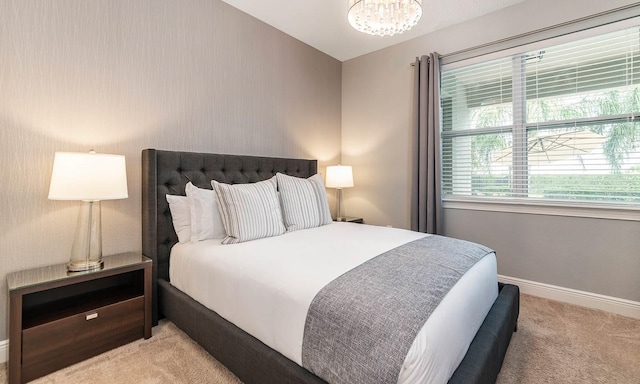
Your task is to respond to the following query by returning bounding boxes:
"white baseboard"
[499,275,640,319]
[0,339,7,364]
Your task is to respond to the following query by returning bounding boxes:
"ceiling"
[221,0,525,61]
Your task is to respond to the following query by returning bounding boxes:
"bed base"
[159,278,518,384]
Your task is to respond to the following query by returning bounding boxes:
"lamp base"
[335,189,345,222]
[68,200,103,272]
[67,259,104,272]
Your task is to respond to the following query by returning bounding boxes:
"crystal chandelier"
[348,0,423,37]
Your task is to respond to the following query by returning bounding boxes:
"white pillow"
[185,182,226,242]
[166,194,191,243]
[276,173,332,232]
[212,176,285,244]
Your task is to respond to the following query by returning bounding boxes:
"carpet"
[496,294,640,384]
[0,321,241,384]
[1,294,638,383]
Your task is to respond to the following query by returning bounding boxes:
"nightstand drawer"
[21,296,144,379]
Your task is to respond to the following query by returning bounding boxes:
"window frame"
[439,16,640,221]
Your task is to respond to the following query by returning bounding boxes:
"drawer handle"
[86,313,99,321]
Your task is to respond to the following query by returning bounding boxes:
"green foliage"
[470,105,511,175]
[472,173,640,202]
[466,86,640,201]
[472,87,640,173]
[573,88,640,171]
[471,88,640,171]
[471,134,508,175]
[534,173,640,202]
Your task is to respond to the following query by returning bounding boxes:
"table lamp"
[48,151,128,272]
[325,165,354,221]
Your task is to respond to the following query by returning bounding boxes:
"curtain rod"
[410,2,640,66]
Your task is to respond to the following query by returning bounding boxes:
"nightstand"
[7,252,152,384]
[335,216,364,224]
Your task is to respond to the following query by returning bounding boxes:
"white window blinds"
[441,23,640,205]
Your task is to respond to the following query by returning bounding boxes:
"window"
[441,24,640,207]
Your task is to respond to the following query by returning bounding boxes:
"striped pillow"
[212,176,285,244]
[276,173,332,232]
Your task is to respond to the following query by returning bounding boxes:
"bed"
[141,148,519,384]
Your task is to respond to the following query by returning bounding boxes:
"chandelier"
[348,0,423,37]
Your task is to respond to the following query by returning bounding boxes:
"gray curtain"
[411,53,443,234]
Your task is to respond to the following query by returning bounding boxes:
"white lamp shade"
[325,165,354,189]
[48,152,128,201]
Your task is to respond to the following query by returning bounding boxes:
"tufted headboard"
[141,149,317,323]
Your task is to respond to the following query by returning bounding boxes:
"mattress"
[170,222,498,384]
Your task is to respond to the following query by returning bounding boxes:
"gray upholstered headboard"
[141,149,317,323]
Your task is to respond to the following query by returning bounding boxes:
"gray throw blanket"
[301,235,494,384]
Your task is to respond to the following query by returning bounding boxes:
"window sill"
[442,197,640,222]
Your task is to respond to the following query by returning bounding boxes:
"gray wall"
[443,209,640,301]
[0,0,342,340]
[342,0,640,302]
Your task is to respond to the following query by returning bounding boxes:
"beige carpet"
[0,321,241,384]
[1,294,638,383]
[496,294,640,384]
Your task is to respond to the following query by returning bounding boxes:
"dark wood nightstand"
[7,252,152,384]
[335,216,364,224]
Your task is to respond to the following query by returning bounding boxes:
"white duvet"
[170,222,498,384]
